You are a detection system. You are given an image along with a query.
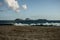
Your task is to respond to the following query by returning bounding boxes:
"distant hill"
[0,19,60,25]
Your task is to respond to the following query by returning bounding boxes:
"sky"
[0,0,60,20]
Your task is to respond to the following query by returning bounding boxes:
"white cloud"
[5,0,28,13]
[5,0,20,13]
[22,4,27,10]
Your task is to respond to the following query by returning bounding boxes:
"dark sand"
[0,25,60,40]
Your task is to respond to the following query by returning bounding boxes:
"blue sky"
[0,0,60,20]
